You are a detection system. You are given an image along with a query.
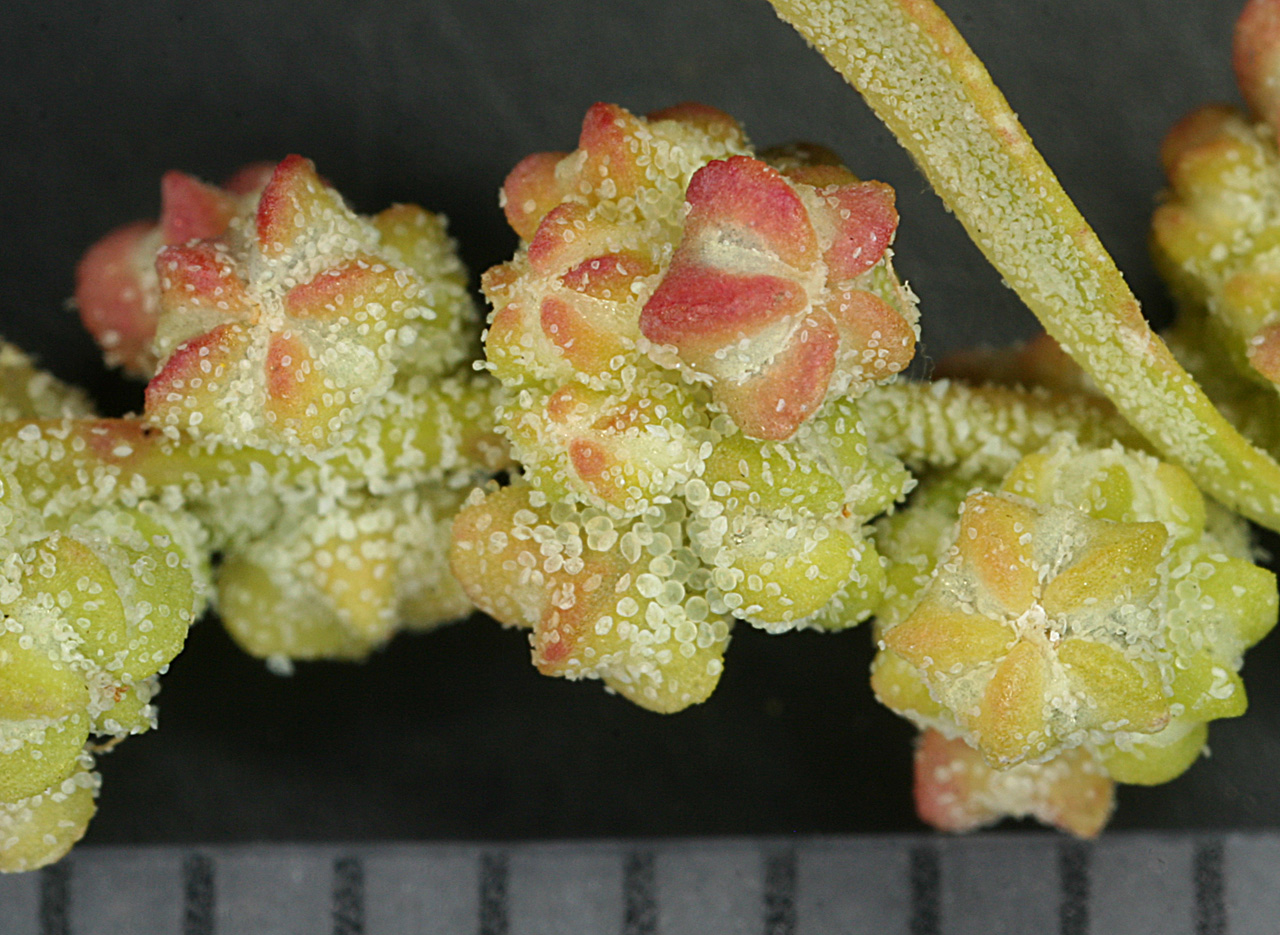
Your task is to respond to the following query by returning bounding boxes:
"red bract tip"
[256,154,335,255]
[816,181,897,281]
[159,171,238,245]
[683,156,818,269]
[578,102,647,202]
[73,220,159,373]
[77,162,270,376]
[501,151,567,240]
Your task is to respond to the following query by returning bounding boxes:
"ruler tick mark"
[623,850,657,935]
[478,852,509,935]
[1058,840,1089,935]
[333,855,365,935]
[763,848,796,935]
[182,853,215,935]
[39,861,70,935]
[909,844,940,935]
[1194,840,1226,935]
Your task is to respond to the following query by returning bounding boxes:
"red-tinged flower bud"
[74,164,273,376]
[640,156,915,440]
[913,729,1114,838]
[145,155,476,455]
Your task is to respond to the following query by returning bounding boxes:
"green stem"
[862,380,1147,478]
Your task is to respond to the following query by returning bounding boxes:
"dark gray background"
[1,0,1273,842]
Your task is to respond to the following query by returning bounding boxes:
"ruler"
[1,833,1276,935]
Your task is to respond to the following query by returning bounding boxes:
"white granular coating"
[218,483,472,661]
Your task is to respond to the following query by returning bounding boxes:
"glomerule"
[0,348,208,872]
[450,102,920,713]
[2,153,505,870]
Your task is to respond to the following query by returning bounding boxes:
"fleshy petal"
[221,161,278,196]
[501,151,569,240]
[542,384,633,504]
[1248,320,1280,381]
[885,601,1016,674]
[73,220,161,373]
[0,632,89,722]
[159,171,238,245]
[710,313,839,441]
[156,243,252,315]
[539,296,626,375]
[681,155,818,270]
[812,180,898,281]
[262,329,354,445]
[527,202,643,278]
[577,102,648,203]
[1057,638,1170,733]
[370,203,467,290]
[1159,105,1246,193]
[530,552,626,672]
[975,639,1050,766]
[640,263,810,353]
[255,154,353,257]
[448,487,548,630]
[284,255,411,324]
[1041,521,1167,617]
[559,250,656,301]
[144,322,254,433]
[1236,0,1280,133]
[646,102,745,146]
[956,492,1039,616]
[823,287,916,378]
[914,729,1114,837]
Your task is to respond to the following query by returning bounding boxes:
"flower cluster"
[75,163,275,376]
[1150,1,1280,421]
[144,155,478,460]
[451,103,918,711]
[0,154,514,868]
[0,347,209,871]
[871,437,1276,830]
